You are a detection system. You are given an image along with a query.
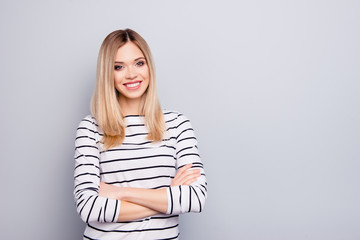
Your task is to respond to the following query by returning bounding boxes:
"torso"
[83,111,183,240]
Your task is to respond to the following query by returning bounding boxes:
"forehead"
[115,42,144,61]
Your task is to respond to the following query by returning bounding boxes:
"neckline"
[123,115,145,124]
[124,115,144,118]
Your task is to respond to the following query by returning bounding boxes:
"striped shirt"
[74,111,207,240]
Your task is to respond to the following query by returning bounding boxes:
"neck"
[119,96,143,116]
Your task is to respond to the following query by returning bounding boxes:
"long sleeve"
[73,116,121,223]
[166,114,208,215]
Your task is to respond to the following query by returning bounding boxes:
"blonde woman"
[74,29,207,239]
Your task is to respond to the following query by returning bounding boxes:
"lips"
[124,81,142,90]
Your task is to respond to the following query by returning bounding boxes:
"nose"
[125,66,137,79]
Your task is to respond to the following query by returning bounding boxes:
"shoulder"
[75,115,101,145]
[162,110,192,129]
[78,115,97,125]
[77,115,99,131]
[163,109,188,122]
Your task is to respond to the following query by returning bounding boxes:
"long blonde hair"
[91,29,165,150]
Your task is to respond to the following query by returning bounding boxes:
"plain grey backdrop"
[1,0,359,239]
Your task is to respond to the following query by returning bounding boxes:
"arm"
[96,181,160,220]
[166,114,208,215]
[74,117,120,223]
[99,164,201,215]
[116,201,158,221]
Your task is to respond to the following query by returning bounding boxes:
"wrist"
[121,187,145,202]
[119,187,131,201]
[117,186,127,200]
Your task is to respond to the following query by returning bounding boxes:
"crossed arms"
[74,115,207,223]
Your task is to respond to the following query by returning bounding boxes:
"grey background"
[1,0,359,239]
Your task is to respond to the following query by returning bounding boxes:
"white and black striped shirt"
[74,111,207,240]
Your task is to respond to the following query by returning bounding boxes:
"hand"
[171,163,201,186]
[99,182,123,200]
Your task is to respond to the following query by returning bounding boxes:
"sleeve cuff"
[166,186,173,214]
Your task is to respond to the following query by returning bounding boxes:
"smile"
[124,81,141,90]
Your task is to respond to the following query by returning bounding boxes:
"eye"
[136,60,145,67]
[114,65,123,71]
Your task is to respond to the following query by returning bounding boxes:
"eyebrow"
[114,57,145,64]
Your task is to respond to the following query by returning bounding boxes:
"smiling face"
[113,41,150,110]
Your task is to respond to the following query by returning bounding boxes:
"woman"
[74,29,207,239]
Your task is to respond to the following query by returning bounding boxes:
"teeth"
[126,82,140,88]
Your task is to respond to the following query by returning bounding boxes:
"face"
[113,41,150,104]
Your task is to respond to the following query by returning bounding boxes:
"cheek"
[114,72,124,85]
[140,66,150,79]
[113,75,124,93]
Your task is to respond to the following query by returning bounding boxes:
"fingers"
[180,170,201,186]
[177,163,193,175]
[171,164,201,186]
[183,175,200,185]
[171,164,191,186]
[176,169,200,185]
[98,182,107,197]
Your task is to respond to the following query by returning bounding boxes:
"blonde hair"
[91,29,165,150]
